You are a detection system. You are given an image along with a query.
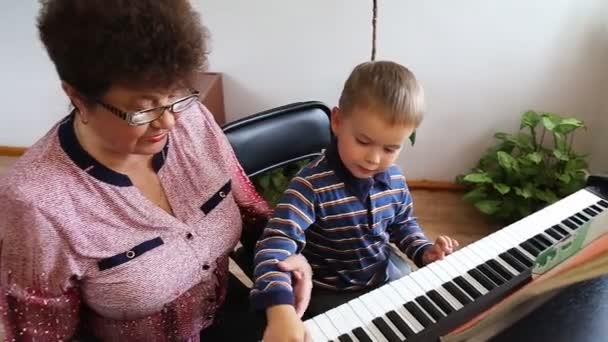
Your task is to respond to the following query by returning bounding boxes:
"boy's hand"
[422,235,459,265]
[278,254,313,317]
[264,305,310,342]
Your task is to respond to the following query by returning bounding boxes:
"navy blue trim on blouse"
[98,237,165,271]
[58,112,169,187]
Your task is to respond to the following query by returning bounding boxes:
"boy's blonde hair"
[338,60,425,126]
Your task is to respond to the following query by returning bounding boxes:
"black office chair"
[223,101,332,279]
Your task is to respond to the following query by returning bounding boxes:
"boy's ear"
[330,106,341,135]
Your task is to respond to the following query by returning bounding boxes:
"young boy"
[251,61,459,341]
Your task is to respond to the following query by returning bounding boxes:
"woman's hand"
[264,305,310,342]
[278,254,313,317]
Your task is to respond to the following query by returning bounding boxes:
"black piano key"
[478,263,507,285]
[569,216,584,226]
[352,327,374,342]
[584,208,598,217]
[590,204,603,213]
[562,219,578,230]
[338,334,354,342]
[454,276,482,299]
[575,213,590,222]
[552,225,571,238]
[598,200,608,209]
[416,295,446,321]
[404,301,434,328]
[509,247,534,267]
[468,268,496,291]
[372,317,401,342]
[520,240,541,257]
[444,281,473,305]
[545,227,563,241]
[487,259,515,280]
[427,289,456,314]
[386,310,416,339]
[528,237,547,252]
[538,233,553,246]
[500,251,527,273]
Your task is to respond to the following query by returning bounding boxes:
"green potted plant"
[457,110,589,224]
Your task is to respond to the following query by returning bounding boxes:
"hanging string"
[371,0,378,61]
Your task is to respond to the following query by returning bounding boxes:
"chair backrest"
[222,101,331,177]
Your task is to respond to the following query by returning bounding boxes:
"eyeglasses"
[96,90,200,126]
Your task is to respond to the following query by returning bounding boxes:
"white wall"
[2,0,607,181]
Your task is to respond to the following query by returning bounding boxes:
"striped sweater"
[250,144,432,310]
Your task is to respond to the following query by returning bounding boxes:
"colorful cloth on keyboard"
[250,142,432,310]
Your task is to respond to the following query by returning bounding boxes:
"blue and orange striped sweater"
[250,144,432,310]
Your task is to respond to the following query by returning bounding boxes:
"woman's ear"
[61,81,89,123]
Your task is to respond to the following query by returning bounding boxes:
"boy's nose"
[365,151,381,165]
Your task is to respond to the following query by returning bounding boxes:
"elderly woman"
[0,1,311,341]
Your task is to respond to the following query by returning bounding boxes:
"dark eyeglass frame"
[95,90,201,126]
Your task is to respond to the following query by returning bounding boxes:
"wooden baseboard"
[0,145,464,191]
[0,146,26,157]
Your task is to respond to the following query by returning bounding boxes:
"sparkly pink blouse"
[0,103,270,341]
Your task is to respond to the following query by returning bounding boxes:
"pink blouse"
[0,103,270,341]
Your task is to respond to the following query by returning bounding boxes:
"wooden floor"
[0,156,498,281]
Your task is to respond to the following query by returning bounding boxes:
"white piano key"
[416,268,464,310]
[313,314,341,341]
[304,319,329,342]
[362,292,406,341]
[325,308,358,341]
[349,299,388,342]
[338,304,380,342]
[377,285,425,333]
[437,256,489,295]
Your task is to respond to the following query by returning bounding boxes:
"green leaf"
[463,187,487,203]
[497,151,519,171]
[475,200,502,215]
[494,132,509,140]
[514,186,533,199]
[555,118,584,134]
[258,174,270,189]
[556,172,571,183]
[526,152,543,164]
[535,189,559,203]
[463,172,493,184]
[553,149,569,161]
[493,183,511,195]
[409,131,416,146]
[521,110,541,129]
[541,114,560,131]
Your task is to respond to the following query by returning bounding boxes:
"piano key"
[561,219,578,230]
[427,289,456,314]
[304,319,328,342]
[416,269,463,310]
[468,267,497,290]
[386,310,416,339]
[382,285,425,333]
[425,263,477,303]
[508,247,534,267]
[590,204,604,213]
[408,270,460,313]
[597,200,608,208]
[584,208,599,216]
[477,263,506,285]
[313,314,341,341]
[486,259,515,280]
[454,276,483,299]
[520,240,541,257]
[361,293,406,342]
[326,308,358,342]
[528,236,548,252]
[552,225,571,238]
[469,240,519,276]
[544,227,563,240]
[575,213,590,222]
[337,304,377,342]
[569,215,584,226]
[371,317,401,342]
[443,281,473,304]
[352,327,374,342]
[499,251,527,273]
[404,301,434,328]
[348,300,389,342]
[415,295,446,321]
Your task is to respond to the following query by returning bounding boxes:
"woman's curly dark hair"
[38,0,209,99]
